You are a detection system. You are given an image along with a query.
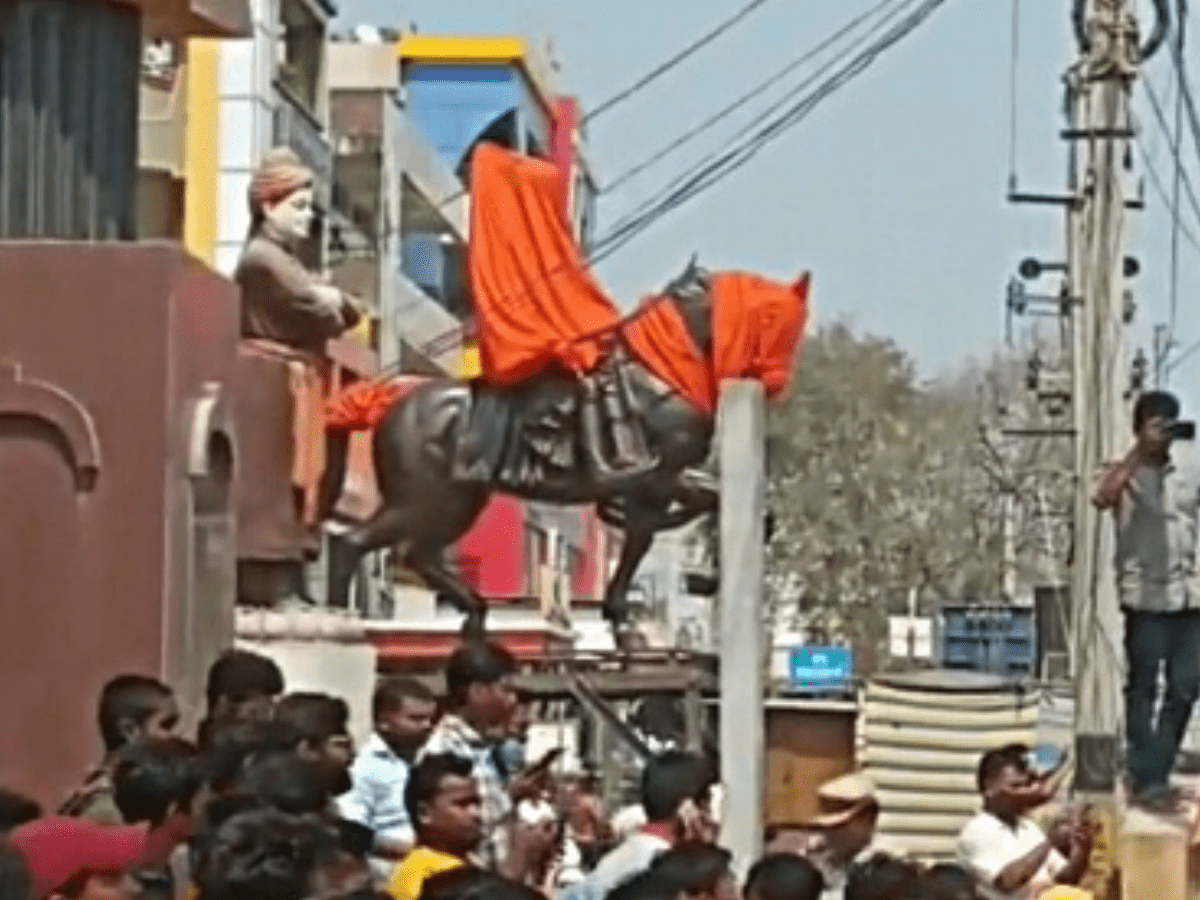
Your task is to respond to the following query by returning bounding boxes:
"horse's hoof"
[611,624,645,654]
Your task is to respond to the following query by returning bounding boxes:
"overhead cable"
[582,0,776,126]
[601,0,907,194]
[592,0,951,262]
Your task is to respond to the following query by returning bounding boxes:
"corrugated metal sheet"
[863,672,1039,862]
[0,0,139,238]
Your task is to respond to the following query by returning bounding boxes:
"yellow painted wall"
[183,39,220,265]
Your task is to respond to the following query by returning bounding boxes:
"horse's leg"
[316,429,351,523]
[326,504,410,609]
[406,549,489,640]
[602,499,657,640]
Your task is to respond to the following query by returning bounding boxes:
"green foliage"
[759,323,1068,660]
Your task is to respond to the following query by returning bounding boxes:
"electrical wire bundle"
[587,0,951,266]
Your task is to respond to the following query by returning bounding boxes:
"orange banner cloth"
[623,272,810,416]
[469,143,620,385]
[326,378,424,432]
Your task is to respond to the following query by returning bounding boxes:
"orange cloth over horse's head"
[711,270,810,400]
[248,147,314,214]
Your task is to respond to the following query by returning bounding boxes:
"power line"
[1134,131,1200,254]
[581,0,776,126]
[1169,0,1187,336]
[593,0,951,261]
[601,0,926,235]
[1139,79,1200,241]
[600,0,906,194]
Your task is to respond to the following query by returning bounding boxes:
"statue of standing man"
[234,147,362,609]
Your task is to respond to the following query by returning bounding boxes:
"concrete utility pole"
[717,380,766,875]
[1067,0,1140,796]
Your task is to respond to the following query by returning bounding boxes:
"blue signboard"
[789,646,854,691]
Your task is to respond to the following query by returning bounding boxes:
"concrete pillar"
[717,380,766,873]
[1119,808,1188,900]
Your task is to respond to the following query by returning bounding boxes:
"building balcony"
[392,272,463,373]
[272,82,333,202]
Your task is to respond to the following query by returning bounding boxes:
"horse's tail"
[325,376,427,432]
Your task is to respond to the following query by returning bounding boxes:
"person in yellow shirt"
[388,754,482,900]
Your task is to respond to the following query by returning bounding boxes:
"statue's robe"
[234,229,349,561]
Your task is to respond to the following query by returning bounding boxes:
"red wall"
[458,496,527,598]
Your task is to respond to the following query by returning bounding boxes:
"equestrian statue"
[319,143,809,642]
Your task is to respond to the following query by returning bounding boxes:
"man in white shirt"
[338,677,437,875]
[958,744,1091,900]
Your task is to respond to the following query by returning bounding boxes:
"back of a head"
[274,693,350,744]
[416,867,536,900]
[605,872,679,900]
[194,807,339,900]
[112,736,202,826]
[745,853,824,900]
[206,650,284,713]
[201,718,307,793]
[649,842,731,897]
[444,641,515,706]
[641,751,711,821]
[0,843,31,900]
[0,788,40,834]
[845,854,923,900]
[97,674,173,752]
[924,864,977,900]
[239,752,331,816]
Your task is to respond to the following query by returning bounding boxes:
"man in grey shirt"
[1094,390,1200,809]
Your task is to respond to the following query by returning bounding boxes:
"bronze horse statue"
[322,260,789,640]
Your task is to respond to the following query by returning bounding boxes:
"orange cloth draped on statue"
[622,272,810,416]
[325,378,424,432]
[469,143,620,385]
[239,338,328,525]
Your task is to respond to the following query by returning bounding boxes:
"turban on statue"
[248,147,313,212]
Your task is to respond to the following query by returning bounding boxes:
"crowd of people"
[0,639,1100,900]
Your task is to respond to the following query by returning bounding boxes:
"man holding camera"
[1094,390,1200,810]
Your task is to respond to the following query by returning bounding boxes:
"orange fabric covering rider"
[468,143,810,410]
[324,143,810,430]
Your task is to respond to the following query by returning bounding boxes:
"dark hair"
[745,853,825,900]
[0,843,31,900]
[845,854,923,900]
[444,642,516,706]
[976,743,1030,792]
[97,674,174,752]
[193,807,340,900]
[201,718,307,793]
[112,736,203,826]
[1134,390,1181,432]
[274,693,351,745]
[206,650,284,711]
[923,863,977,900]
[239,752,331,817]
[0,788,40,833]
[640,750,712,821]
[404,753,475,829]
[373,677,435,721]
[417,868,537,900]
[604,872,678,900]
[649,842,732,896]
